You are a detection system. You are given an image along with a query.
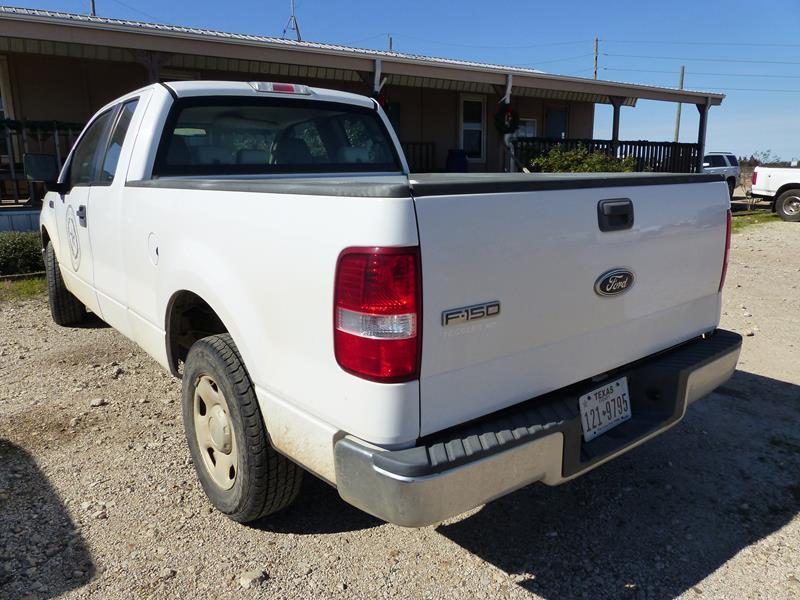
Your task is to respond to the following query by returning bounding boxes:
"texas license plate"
[579,376,632,442]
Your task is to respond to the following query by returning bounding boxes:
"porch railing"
[1,120,84,208]
[400,141,436,173]
[512,137,701,174]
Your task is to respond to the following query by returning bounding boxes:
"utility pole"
[282,0,302,42]
[388,34,393,51]
[593,37,598,79]
[673,65,685,142]
[90,0,96,16]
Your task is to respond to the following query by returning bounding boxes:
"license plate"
[579,376,632,442]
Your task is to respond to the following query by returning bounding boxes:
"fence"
[512,137,701,173]
[1,120,83,208]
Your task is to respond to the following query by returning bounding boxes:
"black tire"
[775,188,800,222]
[727,178,736,199]
[182,333,302,522]
[44,241,85,326]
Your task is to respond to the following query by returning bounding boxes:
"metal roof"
[0,5,725,106]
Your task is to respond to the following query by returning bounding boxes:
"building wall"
[569,101,595,138]
[6,53,147,122]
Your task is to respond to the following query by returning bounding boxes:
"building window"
[460,95,485,162]
[511,118,537,139]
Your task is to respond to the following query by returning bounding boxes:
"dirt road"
[1,220,798,599]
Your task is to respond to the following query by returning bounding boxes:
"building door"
[544,108,568,139]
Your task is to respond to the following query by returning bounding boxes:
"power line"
[604,38,800,48]
[106,0,164,22]
[603,67,800,79]
[604,52,800,66]
[515,53,594,67]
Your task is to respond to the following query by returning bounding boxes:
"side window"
[69,110,114,188]
[99,99,139,183]
[726,155,739,167]
[704,155,726,168]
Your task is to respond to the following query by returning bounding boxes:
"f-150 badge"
[594,269,635,297]
[442,301,501,327]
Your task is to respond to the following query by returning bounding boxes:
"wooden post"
[696,100,710,173]
[609,96,625,157]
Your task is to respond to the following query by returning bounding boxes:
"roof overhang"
[0,7,725,107]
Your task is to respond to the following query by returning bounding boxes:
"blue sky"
[16,0,800,160]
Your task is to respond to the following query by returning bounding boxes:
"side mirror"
[23,153,66,194]
[702,162,710,168]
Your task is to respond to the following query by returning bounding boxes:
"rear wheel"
[44,241,85,326]
[775,189,800,222]
[182,333,303,522]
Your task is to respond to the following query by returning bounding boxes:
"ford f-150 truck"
[29,81,741,527]
[750,165,800,221]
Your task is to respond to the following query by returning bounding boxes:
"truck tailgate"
[411,173,729,436]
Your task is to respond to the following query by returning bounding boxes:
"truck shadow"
[436,369,800,598]
[251,475,382,535]
[0,440,95,598]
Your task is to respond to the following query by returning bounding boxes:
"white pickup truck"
[29,81,741,527]
[751,166,800,221]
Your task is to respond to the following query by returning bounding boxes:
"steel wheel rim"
[193,374,238,490]
[784,195,800,216]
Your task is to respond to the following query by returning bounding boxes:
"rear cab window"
[153,97,402,177]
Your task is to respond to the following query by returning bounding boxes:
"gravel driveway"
[1,221,799,600]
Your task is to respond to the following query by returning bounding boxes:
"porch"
[0,6,725,213]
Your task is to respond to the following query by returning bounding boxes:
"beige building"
[0,6,724,206]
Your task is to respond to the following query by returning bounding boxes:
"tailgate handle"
[597,198,634,232]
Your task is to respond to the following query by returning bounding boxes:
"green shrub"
[530,145,637,173]
[0,231,44,276]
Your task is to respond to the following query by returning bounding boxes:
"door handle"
[76,205,87,227]
[597,198,634,232]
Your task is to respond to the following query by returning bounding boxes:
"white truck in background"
[751,166,800,221]
[29,81,741,527]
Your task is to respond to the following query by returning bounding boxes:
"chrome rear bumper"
[334,329,741,527]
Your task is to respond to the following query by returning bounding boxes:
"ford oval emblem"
[594,268,635,297]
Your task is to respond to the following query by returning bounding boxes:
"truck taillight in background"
[751,170,758,186]
[719,209,732,292]
[334,247,421,383]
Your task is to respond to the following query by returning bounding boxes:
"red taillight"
[719,209,732,292]
[751,170,758,186]
[334,247,421,383]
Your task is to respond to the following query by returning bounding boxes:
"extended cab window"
[70,110,115,187]
[99,99,139,183]
[154,97,401,176]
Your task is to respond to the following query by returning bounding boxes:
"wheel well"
[774,184,800,200]
[40,226,51,250]
[165,291,228,377]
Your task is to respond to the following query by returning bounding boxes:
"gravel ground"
[1,221,799,600]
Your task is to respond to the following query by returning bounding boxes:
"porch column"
[609,96,625,156]
[695,99,710,172]
[133,50,172,83]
